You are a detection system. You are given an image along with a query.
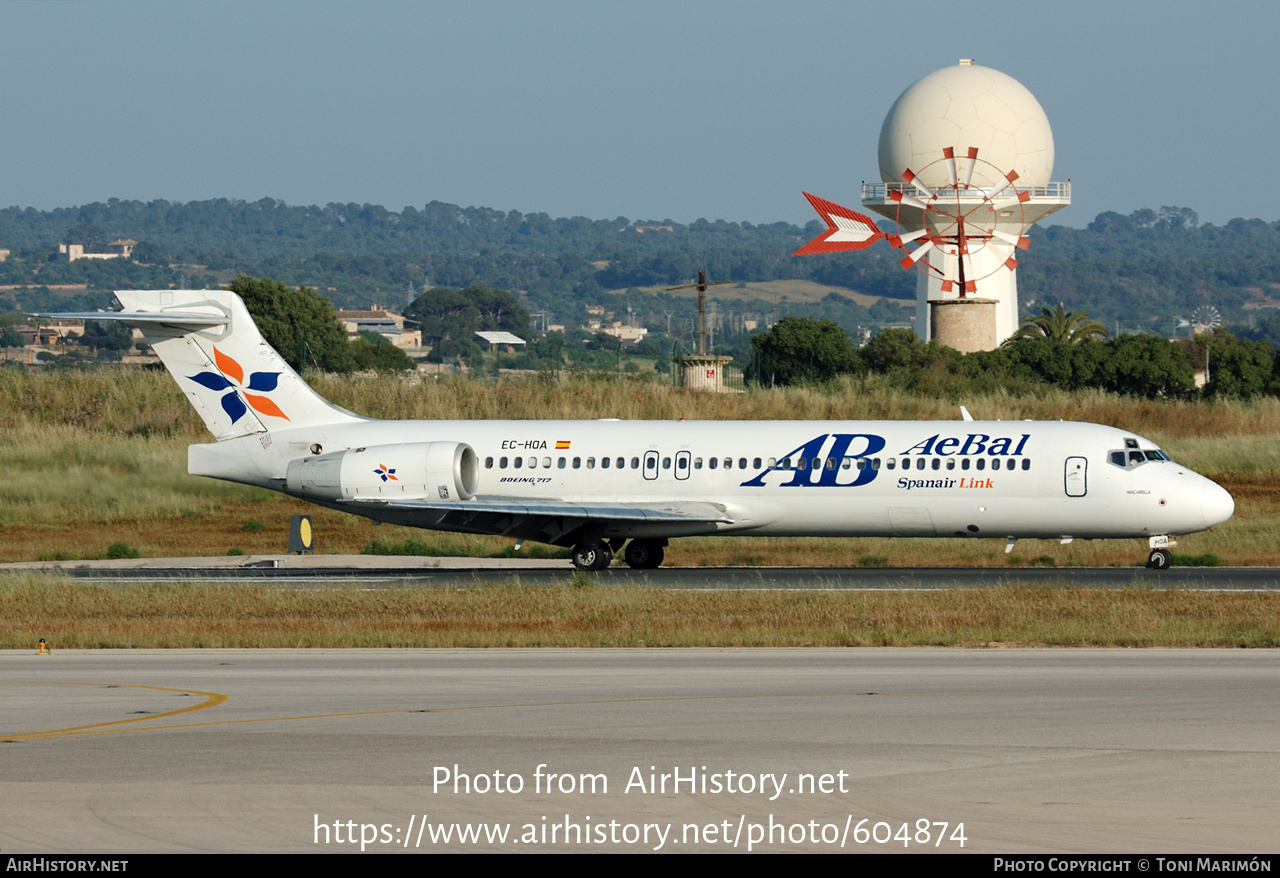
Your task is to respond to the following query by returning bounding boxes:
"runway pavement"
[3,554,1278,588]
[1,648,1277,853]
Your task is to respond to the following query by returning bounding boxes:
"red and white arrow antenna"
[792,192,885,255]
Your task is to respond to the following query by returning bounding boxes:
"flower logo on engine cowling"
[374,464,398,482]
[187,346,290,423]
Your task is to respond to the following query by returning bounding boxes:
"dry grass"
[2,575,1277,648]
[3,368,1280,565]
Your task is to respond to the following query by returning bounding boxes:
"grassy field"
[1,367,1278,566]
[3,574,1278,649]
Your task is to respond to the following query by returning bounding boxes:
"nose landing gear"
[1145,536,1174,570]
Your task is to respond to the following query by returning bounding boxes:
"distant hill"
[1,198,1277,341]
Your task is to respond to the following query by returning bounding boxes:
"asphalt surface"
[3,554,1277,589]
[1,648,1276,853]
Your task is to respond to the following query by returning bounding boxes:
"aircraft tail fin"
[52,290,364,440]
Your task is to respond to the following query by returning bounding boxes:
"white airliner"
[53,290,1234,570]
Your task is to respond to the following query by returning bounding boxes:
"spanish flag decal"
[555,440,571,449]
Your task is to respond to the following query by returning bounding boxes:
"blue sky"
[1,0,1274,227]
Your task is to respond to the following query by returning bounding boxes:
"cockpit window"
[1109,447,1171,469]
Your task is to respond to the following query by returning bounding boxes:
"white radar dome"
[878,60,1054,190]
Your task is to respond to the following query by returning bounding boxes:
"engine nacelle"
[286,441,478,502]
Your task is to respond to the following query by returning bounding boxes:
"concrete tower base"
[678,355,734,391]
[930,298,998,353]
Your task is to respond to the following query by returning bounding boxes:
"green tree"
[350,336,415,372]
[405,284,533,365]
[81,319,134,351]
[750,316,857,385]
[1096,335,1196,399]
[225,275,355,372]
[858,327,923,372]
[1007,305,1108,344]
[1200,331,1274,399]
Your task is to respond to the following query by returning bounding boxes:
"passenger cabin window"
[485,456,494,469]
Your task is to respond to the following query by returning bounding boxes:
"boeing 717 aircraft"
[49,290,1234,570]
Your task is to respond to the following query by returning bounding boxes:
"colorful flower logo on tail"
[188,346,289,423]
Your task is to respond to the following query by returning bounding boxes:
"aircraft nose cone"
[1201,481,1235,529]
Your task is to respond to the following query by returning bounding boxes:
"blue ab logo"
[739,434,886,488]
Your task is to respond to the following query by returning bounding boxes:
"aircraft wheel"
[572,544,613,571]
[1147,548,1172,570]
[624,540,664,569]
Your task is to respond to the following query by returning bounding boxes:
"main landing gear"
[623,539,665,569]
[571,543,613,571]
[571,539,667,570]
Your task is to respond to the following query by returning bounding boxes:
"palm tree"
[1006,305,1108,344]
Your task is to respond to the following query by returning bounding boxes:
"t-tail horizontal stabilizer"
[39,290,364,441]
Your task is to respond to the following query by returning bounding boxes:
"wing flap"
[348,496,734,545]
[354,496,733,522]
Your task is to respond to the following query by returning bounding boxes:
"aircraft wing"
[349,496,734,545]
